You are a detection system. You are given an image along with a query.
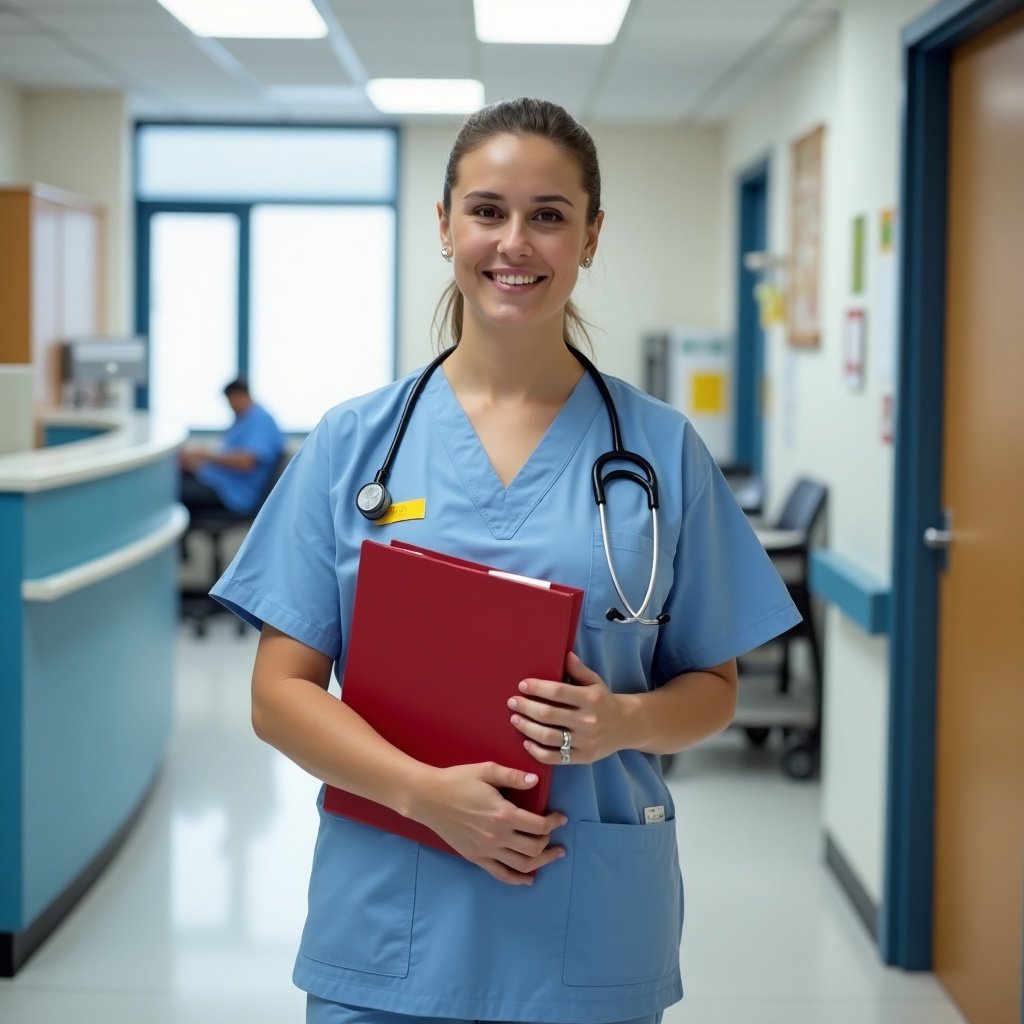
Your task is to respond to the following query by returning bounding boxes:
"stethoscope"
[355,345,670,626]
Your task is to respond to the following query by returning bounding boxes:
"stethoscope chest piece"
[356,481,390,519]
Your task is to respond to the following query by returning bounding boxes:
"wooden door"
[933,11,1024,1024]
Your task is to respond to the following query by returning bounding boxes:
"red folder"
[323,539,583,856]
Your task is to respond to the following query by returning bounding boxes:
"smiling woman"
[209,96,800,1024]
[438,132,601,356]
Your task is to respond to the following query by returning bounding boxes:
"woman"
[212,97,800,1024]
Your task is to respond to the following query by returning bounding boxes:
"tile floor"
[0,618,968,1024]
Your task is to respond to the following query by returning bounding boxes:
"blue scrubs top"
[197,403,283,513]
[212,364,800,1023]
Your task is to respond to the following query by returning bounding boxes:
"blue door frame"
[883,0,1024,971]
[734,158,769,476]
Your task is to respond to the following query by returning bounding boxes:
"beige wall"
[0,83,24,180]
[21,91,131,333]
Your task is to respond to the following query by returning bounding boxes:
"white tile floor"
[0,619,968,1024]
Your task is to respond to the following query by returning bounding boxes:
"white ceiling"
[0,0,844,125]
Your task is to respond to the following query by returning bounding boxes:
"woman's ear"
[582,209,604,264]
[437,201,450,250]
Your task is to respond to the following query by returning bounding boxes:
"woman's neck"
[444,327,584,406]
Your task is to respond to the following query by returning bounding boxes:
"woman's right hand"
[410,762,567,884]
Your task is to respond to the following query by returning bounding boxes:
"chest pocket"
[584,529,671,635]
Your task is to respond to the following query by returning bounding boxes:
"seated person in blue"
[179,378,283,516]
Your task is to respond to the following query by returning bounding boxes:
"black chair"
[764,478,828,683]
[180,450,290,637]
[740,476,828,778]
[719,462,764,517]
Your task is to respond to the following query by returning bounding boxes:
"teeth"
[494,273,539,285]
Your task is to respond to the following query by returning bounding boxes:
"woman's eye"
[536,209,563,223]
[474,206,501,219]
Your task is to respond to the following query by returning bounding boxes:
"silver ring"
[560,729,572,765]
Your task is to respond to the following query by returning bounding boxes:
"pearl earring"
[441,246,452,261]
[581,256,593,269]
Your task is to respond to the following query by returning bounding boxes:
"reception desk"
[0,410,187,975]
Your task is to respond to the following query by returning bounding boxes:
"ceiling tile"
[219,38,355,88]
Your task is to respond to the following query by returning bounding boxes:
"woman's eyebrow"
[462,189,575,206]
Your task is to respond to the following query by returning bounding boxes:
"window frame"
[133,120,401,434]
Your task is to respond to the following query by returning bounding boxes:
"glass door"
[248,204,395,433]
[145,210,241,430]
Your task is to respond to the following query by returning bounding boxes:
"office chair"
[180,450,290,637]
[740,476,828,778]
[719,461,764,517]
[660,476,827,781]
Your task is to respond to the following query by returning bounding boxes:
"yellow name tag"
[373,498,426,526]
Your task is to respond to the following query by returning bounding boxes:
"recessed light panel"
[157,0,327,39]
[366,79,485,115]
[473,0,630,45]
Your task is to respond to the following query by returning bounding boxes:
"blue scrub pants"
[306,997,664,1024]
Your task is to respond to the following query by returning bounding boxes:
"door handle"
[923,508,952,568]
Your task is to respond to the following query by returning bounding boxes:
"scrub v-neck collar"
[422,366,603,541]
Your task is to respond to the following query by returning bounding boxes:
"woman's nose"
[497,217,531,257]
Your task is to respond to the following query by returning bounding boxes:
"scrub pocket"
[563,819,683,987]
[301,808,419,977]
[584,530,670,635]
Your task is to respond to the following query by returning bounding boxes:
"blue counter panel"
[43,426,106,447]
[20,549,176,925]
[0,495,25,927]
[23,459,176,580]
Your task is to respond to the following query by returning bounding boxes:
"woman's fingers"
[510,713,574,750]
[508,653,623,765]
[417,763,568,882]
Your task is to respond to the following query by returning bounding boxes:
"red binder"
[323,539,583,856]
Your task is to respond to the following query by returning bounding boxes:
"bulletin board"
[788,124,825,347]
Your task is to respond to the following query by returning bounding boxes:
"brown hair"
[432,97,601,351]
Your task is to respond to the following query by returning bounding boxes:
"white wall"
[396,123,459,376]
[0,83,24,180]
[722,0,934,904]
[21,91,131,333]
[723,26,840,509]
[397,123,725,386]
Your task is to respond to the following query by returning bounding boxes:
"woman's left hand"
[508,651,626,766]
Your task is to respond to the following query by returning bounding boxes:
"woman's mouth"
[486,271,544,287]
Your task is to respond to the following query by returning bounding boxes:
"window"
[136,123,398,433]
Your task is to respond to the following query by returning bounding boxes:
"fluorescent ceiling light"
[474,0,630,45]
[157,0,327,39]
[366,79,485,115]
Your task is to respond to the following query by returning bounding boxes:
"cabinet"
[0,184,104,406]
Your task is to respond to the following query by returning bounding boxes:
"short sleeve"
[210,424,341,658]
[652,446,802,680]
[235,407,283,464]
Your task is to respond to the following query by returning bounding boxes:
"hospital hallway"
[0,620,968,1024]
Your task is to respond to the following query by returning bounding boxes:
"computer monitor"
[61,336,147,384]
[60,336,147,409]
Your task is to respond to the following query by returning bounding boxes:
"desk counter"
[0,410,187,975]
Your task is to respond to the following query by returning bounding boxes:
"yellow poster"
[691,372,725,414]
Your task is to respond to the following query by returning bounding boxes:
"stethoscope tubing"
[356,343,670,627]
